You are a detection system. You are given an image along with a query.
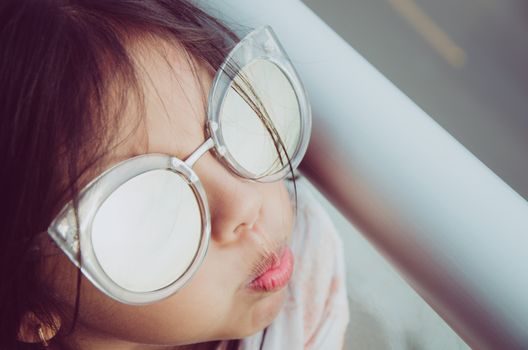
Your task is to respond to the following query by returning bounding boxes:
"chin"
[243,288,287,336]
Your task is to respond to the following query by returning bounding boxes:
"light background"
[299,1,527,348]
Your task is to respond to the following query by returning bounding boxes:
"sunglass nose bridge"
[183,137,215,168]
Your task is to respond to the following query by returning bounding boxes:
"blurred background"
[303,0,528,201]
[299,0,527,348]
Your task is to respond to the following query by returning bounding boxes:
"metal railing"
[201,1,528,348]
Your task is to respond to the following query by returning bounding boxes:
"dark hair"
[0,0,295,349]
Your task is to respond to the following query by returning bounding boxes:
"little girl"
[0,1,349,349]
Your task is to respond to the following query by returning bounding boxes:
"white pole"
[199,1,528,348]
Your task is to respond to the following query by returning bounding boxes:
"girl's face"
[44,39,295,348]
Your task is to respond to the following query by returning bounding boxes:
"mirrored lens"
[220,59,301,178]
[91,170,202,292]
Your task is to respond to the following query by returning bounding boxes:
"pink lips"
[248,247,294,292]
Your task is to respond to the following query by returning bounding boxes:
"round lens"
[91,170,202,292]
[219,59,301,178]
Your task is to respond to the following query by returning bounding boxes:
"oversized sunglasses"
[47,26,311,305]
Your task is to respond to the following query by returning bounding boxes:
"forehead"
[108,38,213,166]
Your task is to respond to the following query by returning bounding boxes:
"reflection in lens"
[220,59,301,178]
[91,170,202,292]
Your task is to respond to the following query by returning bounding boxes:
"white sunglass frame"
[46,25,312,305]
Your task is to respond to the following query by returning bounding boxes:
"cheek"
[43,253,232,345]
[72,274,234,345]
[47,247,257,345]
[263,182,295,238]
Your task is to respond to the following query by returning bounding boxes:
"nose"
[193,152,263,245]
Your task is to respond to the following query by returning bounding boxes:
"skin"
[39,38,295,349]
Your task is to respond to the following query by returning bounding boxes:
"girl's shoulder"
[236,179,350,349]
